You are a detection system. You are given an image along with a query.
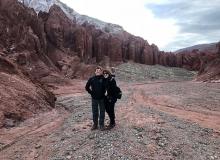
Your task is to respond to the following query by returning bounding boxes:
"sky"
[60,0,220,52]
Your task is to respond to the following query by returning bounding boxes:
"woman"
[103,69,117,129]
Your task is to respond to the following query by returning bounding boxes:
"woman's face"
[103,72,109,78]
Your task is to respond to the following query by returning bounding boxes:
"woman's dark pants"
[104,97,116,125]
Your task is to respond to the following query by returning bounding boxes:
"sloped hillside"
[0,56,55,128]
[196,42,220,82]
[114,62,196,82]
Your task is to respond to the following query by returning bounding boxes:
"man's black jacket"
[85,75,106,100]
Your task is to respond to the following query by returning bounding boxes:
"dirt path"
[0,80,220,160]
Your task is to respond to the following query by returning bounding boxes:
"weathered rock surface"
[0,56,55,128]
[196,42,220,81]
[2,0,219,81]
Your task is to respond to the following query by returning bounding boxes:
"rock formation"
[1,0,219,79]
[0,0,56,128]
[0,56,55,128]
[196,42,220,81]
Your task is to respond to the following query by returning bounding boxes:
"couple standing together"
[85,66,118,131]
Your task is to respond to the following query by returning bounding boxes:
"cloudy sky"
[60,0,220,51]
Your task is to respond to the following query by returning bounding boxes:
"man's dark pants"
[92,99,105,127]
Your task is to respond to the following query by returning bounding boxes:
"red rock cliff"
[0,0,219,81]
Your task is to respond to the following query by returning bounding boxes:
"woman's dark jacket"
[105,76,117,103]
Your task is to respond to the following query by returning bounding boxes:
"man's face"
[95,68,102,76]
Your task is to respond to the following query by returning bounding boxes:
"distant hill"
[175,43,218,54]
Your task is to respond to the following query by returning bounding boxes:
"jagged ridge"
[18,0,124,33]
[3,0,220,82]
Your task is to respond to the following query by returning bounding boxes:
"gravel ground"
[0,63,219,160]
[46,81,220,160]
[114,63,197,82]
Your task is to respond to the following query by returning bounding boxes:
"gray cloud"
[162,32,220,52]
[177,23,220,33]
[146,0,220,51]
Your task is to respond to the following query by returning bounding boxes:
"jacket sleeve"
[111,78,117,94]
[85,78,92,94]
[111,79,118,102]
[112,79,117,88]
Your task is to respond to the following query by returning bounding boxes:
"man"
[85,66,106,130]
[103,69,117,129]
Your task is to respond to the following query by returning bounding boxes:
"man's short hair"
[95,66,103,71]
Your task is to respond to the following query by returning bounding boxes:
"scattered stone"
[157,121,165,124]
[158,142,165,147]
[61,137,65,141]
[66,155,71,159]
[88,134,95,139]
[4,119,15,128]
[35,144,42,149]
[87,124,92,127]
[172,148,181,157]
[133,126,144,132]
[34,154,39,158]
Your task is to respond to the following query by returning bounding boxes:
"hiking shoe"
[99,125,105,131]
[91,125,98,130]
[107,123,115,130]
